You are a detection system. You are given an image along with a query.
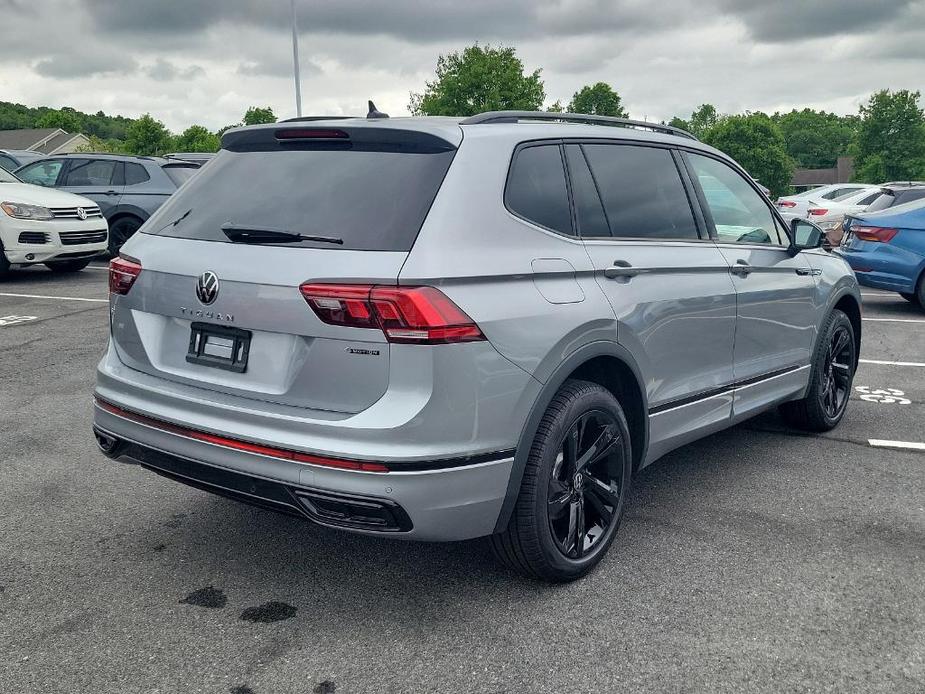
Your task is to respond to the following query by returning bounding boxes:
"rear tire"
[490,379,633,582]
[915,272,925,310]
[779,309,856,432]
[45,259,92,273]
[900,292,917,304]
[108,216,142,255]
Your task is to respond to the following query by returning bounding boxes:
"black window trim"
[678,147,794,249]
[564,138,710,243]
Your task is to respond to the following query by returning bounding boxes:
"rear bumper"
[93,400,515,541]
[835,246,922,293]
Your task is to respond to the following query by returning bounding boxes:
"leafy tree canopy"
[124,114,174,156]
[409,44,544,116]
[702,113,793,198]
[175,124,220,152]
[568,82,628,117]
[853,89,925,183]
[773,108,856,169]
[242,106,277,126]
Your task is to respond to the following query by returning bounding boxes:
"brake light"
[274,128,349,140]
[109,257,142,295]
[808,208,828,216]
[778,200,797,208]
[852,226,898,243]
[299,284,485,344]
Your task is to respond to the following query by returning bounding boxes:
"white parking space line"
[862,317,925,324]
[860,358,925,368]
[0,292,108,303]
[869,439,925,451]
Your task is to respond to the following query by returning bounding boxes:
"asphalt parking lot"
[1,262,923,694]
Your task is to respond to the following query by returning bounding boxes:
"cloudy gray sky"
[1,0,923,132]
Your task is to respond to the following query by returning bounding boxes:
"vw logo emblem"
[572,472,584,492]
[76,207,88,220]
[196,271,219,305]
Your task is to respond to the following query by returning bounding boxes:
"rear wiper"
[221,223,344,245]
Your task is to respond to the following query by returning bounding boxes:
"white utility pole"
[290,0,302,117]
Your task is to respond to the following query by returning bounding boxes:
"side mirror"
[789,218,824,255]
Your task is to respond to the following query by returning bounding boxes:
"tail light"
[778,200,797,208]
[852,226,898,243]
[109,257,142,295]
[299,284,485,344]
[808,208,828,216]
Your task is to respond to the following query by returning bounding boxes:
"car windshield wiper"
[149,208,193,235]
[220,223,344,245]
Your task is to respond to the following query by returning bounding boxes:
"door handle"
[603,259,640,279]
[730,259,752,276]
[105,190,119,196]
[795,267,821,276]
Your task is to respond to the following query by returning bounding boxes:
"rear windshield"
[145,147,455,251]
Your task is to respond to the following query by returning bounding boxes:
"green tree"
[409,44,544,116]
[242,106,276,125]
[774,109,855,169]
[703,113,793,198]
[546,100,565,113]
[567,82,627,117]
[668,116,690,132]
[174,124,220,152]
[123,114,174,156]
[73,135,122,153]
[853,89,925,182]
[36,107,84,133]
[688,104,720,139]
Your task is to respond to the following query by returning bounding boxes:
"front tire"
[45,258,92,273]
[0,245,10,280]
[779,309,856,431]
[108,216,142,255]
[491,379,633,582]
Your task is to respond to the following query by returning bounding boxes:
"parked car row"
[14,153,203,255]
[0,150,208,278]
[837,196,925,308]
[776,183,925,248]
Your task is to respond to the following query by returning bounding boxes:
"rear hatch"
[110,121,460,414]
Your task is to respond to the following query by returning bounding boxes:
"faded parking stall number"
[855,386,911,405]
[0,315,37,326]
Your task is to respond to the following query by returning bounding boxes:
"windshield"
[145,146,455,251]
[0,167,19,183]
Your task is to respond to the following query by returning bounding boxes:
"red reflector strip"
[94,398,389,472]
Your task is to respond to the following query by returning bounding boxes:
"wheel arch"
[493,341,648,534]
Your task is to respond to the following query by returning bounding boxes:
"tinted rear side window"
[582,144,698,240]
[505,144,573,235]
[124,162,151,185]
[146,148,455,251]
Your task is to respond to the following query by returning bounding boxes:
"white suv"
[0,166,108,277]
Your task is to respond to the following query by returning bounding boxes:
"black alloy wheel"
[547,409,624,559]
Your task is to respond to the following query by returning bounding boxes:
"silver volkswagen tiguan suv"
[93,111,861,582]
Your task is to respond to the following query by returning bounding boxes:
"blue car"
[838,196,925,307]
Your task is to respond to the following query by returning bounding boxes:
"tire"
[490,379,633,582]
[107,216,142,255]
[0,243,10,280]
[779,309,856,432]
[45,258,92,273]
[900,293,917,304]
[915,272,925,310]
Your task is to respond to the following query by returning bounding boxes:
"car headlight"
[1,201,54,220]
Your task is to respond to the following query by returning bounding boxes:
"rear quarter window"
[505,144,573,236]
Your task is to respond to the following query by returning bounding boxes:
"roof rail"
[459,111,698,140]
